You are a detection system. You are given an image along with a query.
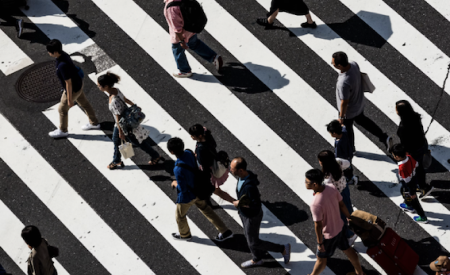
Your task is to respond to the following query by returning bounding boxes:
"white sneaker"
[81,123,101,130]
[173,71,193,78]
[49,129,69,138]
[348,234,358,246]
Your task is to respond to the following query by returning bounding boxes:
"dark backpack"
[166,0,207,33]
[176,152,214,200]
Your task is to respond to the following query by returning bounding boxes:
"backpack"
[211,150,230,179]
[166,0,208,33]
[348,210,386,247]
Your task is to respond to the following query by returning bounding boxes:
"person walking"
[332,51,392,153]
[164,0,223,78]
[167,137,233,241]
[317,150,357,246]
[230,157,291,268]
[305,168,364,275]
[96,73,164,169]
[396,100,433,199]
[47,39,100,138]
[21,225,57,275]
[189,124,235,203]
[256,0,316,29]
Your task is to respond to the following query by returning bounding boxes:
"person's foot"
[81,123,101,130]
[49,129,69,138]
[413,216,428,223]
[172,233,192,241]
[348,234,358,246]
[419,186,434,199]
[385,136,394,152]
[213,55,223,71]
[301,21,317,29]
[348,175,359,185]
[16,19,24,38]
[282,243,291,264]
[400,203,416,213]
[256,18,275,29]
[107,161,124,170]
[241,259,263,268]
[148,156,165,165]
[173,71,193,78]
[215,230,234,241]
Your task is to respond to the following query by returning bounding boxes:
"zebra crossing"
[0,0,449,274]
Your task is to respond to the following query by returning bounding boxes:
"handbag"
[119,140,135,159]
[361,72,375,93]
[117,97,145,130]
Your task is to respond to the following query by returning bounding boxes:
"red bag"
[367,228,419,275]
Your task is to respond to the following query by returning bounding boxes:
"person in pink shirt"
[305,168,364,275]
[164,0,223,78]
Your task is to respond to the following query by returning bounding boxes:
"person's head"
[396,100,421,123]
[21,225,42,248]
[430,256,450,272]
[390,143,407,161]
[46,39,63,57]
[317,150,342,181]
[188,124,208,142]
[305,169,324,191]
[332,51,349,71]
[167,137,184,157]
[230,157,247,178]
[97,73,120,92]
[326,120,343,138]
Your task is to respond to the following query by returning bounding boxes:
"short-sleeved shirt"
[336,61,365,119]
[56,51,82,92]
[164,0,195,44]
[311,184,344,239]
[323,158,350,193]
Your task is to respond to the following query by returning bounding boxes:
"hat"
[430,256,449,272]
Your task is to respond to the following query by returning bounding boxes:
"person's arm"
[339,99,349,123]
[176,32,188,49]
[339,200,351,218]
[167,6,188,49]
[123,96,134,106]
[115,114,125,140]
[314,221,325,252]
[32,255,42,275]
[65,78,73,108]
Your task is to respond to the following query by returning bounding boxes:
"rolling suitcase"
[367,228,419,275]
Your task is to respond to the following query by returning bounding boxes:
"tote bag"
[361,72,375,93]
[119,141,135,159]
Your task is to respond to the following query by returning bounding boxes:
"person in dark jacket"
[396,100,433,199]
[256,0,316,29]
[21,225,57,275]
[230,157,291,268]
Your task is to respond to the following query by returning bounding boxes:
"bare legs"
[267,8,279,24]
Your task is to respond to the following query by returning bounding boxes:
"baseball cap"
[430,256,449,272]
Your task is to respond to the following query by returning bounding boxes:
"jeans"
[340,184,355,238]
[410,141,429,190]
[112,126,159,164]
[343,111,388,151]
[172,34,216,73]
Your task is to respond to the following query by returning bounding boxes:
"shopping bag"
[119,141,135,159]
[361,72,375,93]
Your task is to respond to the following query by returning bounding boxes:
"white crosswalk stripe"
[0,29,33,75]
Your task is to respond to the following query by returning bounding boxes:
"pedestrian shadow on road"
[262,201,308,226]
[354,151,394,164]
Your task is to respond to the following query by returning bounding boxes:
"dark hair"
[396,100,421,125]
[318,150,342,181]
[305,169,324,185]
[233,157,247,171]
[391,143,406,158]
[46,39,63,54]
[326,120,343,135]
[98,72,120,88]
[21,225,42,248]
[332,51,349,67]
[167,137,184,157]
[188,124,212,139]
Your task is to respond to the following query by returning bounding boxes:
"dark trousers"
[344,111,388,151]
[112,126,159,164]
[410,142,429,190]
[401,186,426,217]
[240,210,285,262]
[340,184,355,238]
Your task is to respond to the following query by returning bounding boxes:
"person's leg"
[73,87,99,126]
[340,185,355,238]
[344,164,354,183]
[240,213,266,262]
[343,118,355,152]
[268,8,279,24]
[187,34,216,63]
[172,42,191,73]
[112,126,122,164]
[195,198,228,234]
[342,248,364,275]
[176,199,196,237]
[128,135,160,160]
[411,142,429,190]
[310,257,328,275]
[410,196,426,218]
[353,111,388,144]
[58,91,70,132]
[305,13,314,24]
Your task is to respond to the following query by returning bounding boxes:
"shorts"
[316,227,350,258]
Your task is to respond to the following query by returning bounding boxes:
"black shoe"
[301,21,317,29]
[419,186,434,199]
[256,18,274,29]
[215,230,234,242]
[16,19,24,38]
[172,233,192,241]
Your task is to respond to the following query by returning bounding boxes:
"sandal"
[148,156,165,165]
[107,162,124,170]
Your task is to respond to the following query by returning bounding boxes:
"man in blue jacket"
[230,157,291,268]
[168,137,233,241]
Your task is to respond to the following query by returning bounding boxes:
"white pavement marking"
[253,0,450,172]
[0,29,33,75]
[423,0,450,23]
[336,0,450,97]
[87,65,326,274]
[0,199,68,275]
[0,114,155,275]
[44,107,245,275]
[20,0,94,54]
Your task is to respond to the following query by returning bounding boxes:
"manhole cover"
[15,61,62,103]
